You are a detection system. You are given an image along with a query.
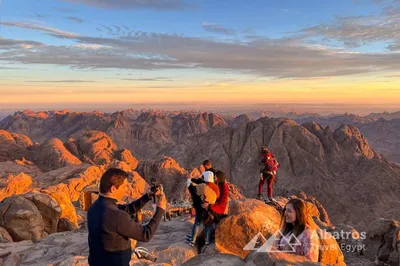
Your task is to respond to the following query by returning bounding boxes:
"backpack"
[263,153,279,172]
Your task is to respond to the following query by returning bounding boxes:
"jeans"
[204,224,213,244]
[190,213,202,243]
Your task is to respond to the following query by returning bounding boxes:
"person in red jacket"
[258,146,279,202]
[202,170,229,246]
[186,171,219,246]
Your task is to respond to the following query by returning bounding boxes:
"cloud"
[102,25,113,34]
[0,21,77,38]
[73,44,111,49]
[66,16,84,23]
[62,0,188,10]
[122,77,174,81]
[0,66,29,70]
[0,38,43,48]
[113,25,121,33]
[300,6,400,50]
[202,22,236,35]
[25,80,95,83]
[2,21,400,79]
[33,14,50,18]
[53,7,75,12]
[384,73,400,77]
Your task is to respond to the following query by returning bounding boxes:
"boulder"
[0,227,13,243]
[0,173,33,201]
[41,189,78,229]
[0,196,44,241]
[364,218,400,265]
[23,192,62,234]
[58,218,79,232]
[215,199,282,259]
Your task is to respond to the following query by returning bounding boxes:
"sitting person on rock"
[186,171,220,246]
[201,170,230,246]
[274,198,320,262]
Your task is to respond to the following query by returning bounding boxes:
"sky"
[0,0,400,112]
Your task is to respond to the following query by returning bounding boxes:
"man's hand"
[146,184,164,198]
[156,193,167,211]
[201,203,209,209]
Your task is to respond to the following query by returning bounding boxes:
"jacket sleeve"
[117,193,151,217]
[116,207,164,242]
[210,183,229,214]
[191,178,205,184]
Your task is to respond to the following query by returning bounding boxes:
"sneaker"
[188,241,195,247]
[256,194,263,200]
[201,242,210,253]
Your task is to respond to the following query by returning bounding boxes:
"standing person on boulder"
[257,146,279,202]
[201,170,230,248]
[87,168,167,266]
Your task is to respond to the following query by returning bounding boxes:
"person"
[186,171,219,246]
[87,168,167,266]
[191,159,217,185]
[201,170,230,247]
[274,198,320,262]
[202,159,217,175]
[258,146,279,202]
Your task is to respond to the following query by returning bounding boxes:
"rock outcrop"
[33,138,82,171]
[0,173,33,201]
[364,218,400,266]
[137,156,189,202]
[0,196,45,242]
[22,192,62,234]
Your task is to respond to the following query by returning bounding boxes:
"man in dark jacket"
[87,168,166,266]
